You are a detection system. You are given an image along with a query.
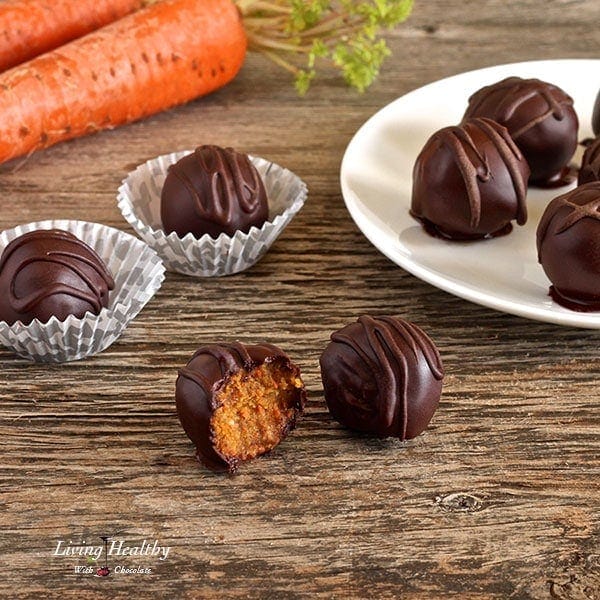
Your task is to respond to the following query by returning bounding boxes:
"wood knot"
[434,492,484,513]
[422,24,439,35]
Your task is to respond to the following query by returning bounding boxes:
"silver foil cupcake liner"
[0,220,165,362]
[116,150,307,276]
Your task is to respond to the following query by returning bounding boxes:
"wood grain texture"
[0,1,599,598]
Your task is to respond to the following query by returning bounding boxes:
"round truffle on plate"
[463,76,578,185]
[0,229,114,325]
[536,181,600,311]
[411,117,529,240]
[319,315,443,439]
[161,145,269,238]
[176,342,306,472]
[578,136,600,185]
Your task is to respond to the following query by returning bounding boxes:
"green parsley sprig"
[235,0,414,94]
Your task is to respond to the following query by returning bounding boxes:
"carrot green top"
[236,0,414,94]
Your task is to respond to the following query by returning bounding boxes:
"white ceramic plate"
[341,59,600,328]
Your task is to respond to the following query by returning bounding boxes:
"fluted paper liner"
[117,150,307,276]
[0,220,165,362]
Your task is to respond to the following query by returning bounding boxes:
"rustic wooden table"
[1,1,599,598]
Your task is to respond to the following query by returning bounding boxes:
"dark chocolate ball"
[319,315,443,439]
[579,136,600,185]
[0,229,114,325]
[592,89,600,137]
[536,182,600,311]
[161,145,269,239]
[463,77,578,184]
[410,117,529,240]
[176,342,305,472]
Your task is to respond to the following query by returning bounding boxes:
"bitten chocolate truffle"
[319,316,443,439]
[536,182,600,311]
[161,145,269,238]
[463,77,578,185]
[411,117,529,240]
[579,136,600,185]
[176,342,306,472]
[0,229,114,325]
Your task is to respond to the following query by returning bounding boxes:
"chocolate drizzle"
[537,183,600,255]
[437,118,526,228]
[467,77,570,138]
[178,342,281,400]
[161,145,269,238]
[411,118,530,240]
[320,315,443,440]
[463,77,579,184]
[0,229,114,325]
[536,182,600,311]
[172,146,264,221]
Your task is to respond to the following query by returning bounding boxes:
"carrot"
[0,0,247,163]
[0,0,143,73]
[0,0,413,164]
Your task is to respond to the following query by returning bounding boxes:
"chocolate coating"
[176,342,306,472]
[0,229,114,325]
[579,136,600,185]
[319,316,443,439]
[593,89,600,137]
[411,117,529,240]
[536,182,600,311]
[161,145,269,238]
[463,77,578,184]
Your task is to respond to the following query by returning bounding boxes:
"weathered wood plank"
[1,0,599,597]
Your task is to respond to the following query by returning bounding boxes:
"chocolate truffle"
[463,77,578,185]
[411,117,529,240]
[592,89,600,137]
[579,135,600,185]
[176,342,306,472]
[161,145,269,238]
[0,229,114,325]
[536,182,600,311]
[319,315,443,439]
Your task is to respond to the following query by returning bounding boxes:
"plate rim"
[340,58,600,329]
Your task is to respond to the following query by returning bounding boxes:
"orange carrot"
[0,0,246,163]
[0,0,143,73]
[0,1,412,163]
